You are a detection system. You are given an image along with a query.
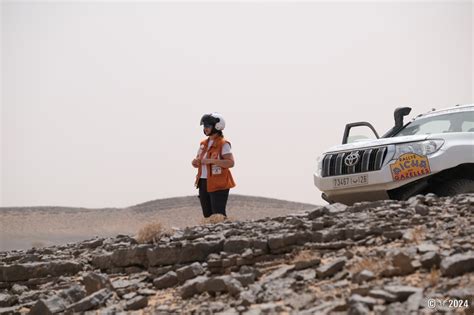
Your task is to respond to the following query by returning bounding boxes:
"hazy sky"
[1,1,473,208]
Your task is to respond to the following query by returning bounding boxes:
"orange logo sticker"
[390,153,431,181]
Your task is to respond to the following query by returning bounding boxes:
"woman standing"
[192,113,236,218]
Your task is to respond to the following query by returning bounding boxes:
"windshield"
[394,110,474,137]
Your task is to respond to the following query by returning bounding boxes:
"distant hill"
[0,195,318,251]
[128,194,316,213]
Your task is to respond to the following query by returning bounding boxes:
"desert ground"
[0,195,317,251]
[1,193,472,314]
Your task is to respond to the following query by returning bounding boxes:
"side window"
[462,121,474,132]
[346,126,378,143]
[417,120,450,134]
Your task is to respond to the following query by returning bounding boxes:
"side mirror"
[342,122,380,144]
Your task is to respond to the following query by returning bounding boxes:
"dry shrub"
[427,267,440,287]
[410,226,426,244]
[136,221,172,244]
[200,214,232,225]
[349,257,388,275]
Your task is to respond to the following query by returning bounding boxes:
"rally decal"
[390,153,431,181]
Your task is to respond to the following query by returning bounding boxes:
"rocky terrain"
[0,193,473,314]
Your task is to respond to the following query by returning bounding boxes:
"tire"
[434,179,474,196]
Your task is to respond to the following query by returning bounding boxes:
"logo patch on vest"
[211,165,222,175]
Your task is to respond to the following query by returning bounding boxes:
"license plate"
[333,174,368,189]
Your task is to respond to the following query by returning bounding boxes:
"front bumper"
[314,143,469,205]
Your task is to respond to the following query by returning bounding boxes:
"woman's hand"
[201,155,234,168]
[192,158,201,168]
[201,158,216,165]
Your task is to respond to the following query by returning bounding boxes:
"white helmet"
[211,112,225,130]
[200,112,226,131]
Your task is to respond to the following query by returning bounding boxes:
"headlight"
[393,139,444,160]
[315,155,324,176]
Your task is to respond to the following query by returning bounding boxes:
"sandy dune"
[0,195,318,251]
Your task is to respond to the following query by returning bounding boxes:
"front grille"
[322,146,387,177]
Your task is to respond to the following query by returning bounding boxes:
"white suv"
[313,104,474,205]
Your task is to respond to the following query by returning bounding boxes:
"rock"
[402,230,416,243]
[352,270,374,284]
[198,275,243,297]
[294,258,321,270]
[417,243,439,253]
[312,222,324,231]
[239,290,256,306]
[349,294,377,309]
[348,302,370,315]
[406,290,423,313]
[148,265,173,277]
[82,272,113,295]
[383,285,422,302]
[382,302,407,315]
[137,288,156,296]
[382,231,403,240]
[0,305,24,315]
[111,246,149,268]
[260,264,295,283]
[29,296,68,315]
[223,238,251,254]
[251,239,269,254]
[440,252,474,277]
[239,283,262,306]
[181,276,208,299]
[414,204,429,215]
[351,285,371,296]
[299,300,347,314]
[122,292,137,300]
[0,261,82,282]
[420,252,441,269]
[176,262,204,284]
[449,284,474,297]
[153,271,178,289]
[239,265,261,279]
[90,252,113,270]
[316,258,346,279]
[391,251,415,275]
[284,292,315,310]
[124,266,144,274]
[324,203,348,215]
[268,234,298,251]
[80,238,104,249]
[147,241,223,266]
[308,207,328,219]
[146,246,182,266]
[11,284,28,295]
[59,284,86,304]
[125,295,148,311]
[111,278,144,290]
[293,269,316,281]
[0,294,17,308]
[368,289,397,303]
[231,272,255,287]
[66,288,113,312]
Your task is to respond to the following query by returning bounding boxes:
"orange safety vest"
[195,136,236,192]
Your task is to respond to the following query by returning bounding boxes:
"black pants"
[198,178,230,218]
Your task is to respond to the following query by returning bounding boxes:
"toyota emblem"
[344,152,360,167]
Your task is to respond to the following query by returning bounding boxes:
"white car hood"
[324,135,428,153]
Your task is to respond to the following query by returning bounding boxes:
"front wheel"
[433,179,474,196]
